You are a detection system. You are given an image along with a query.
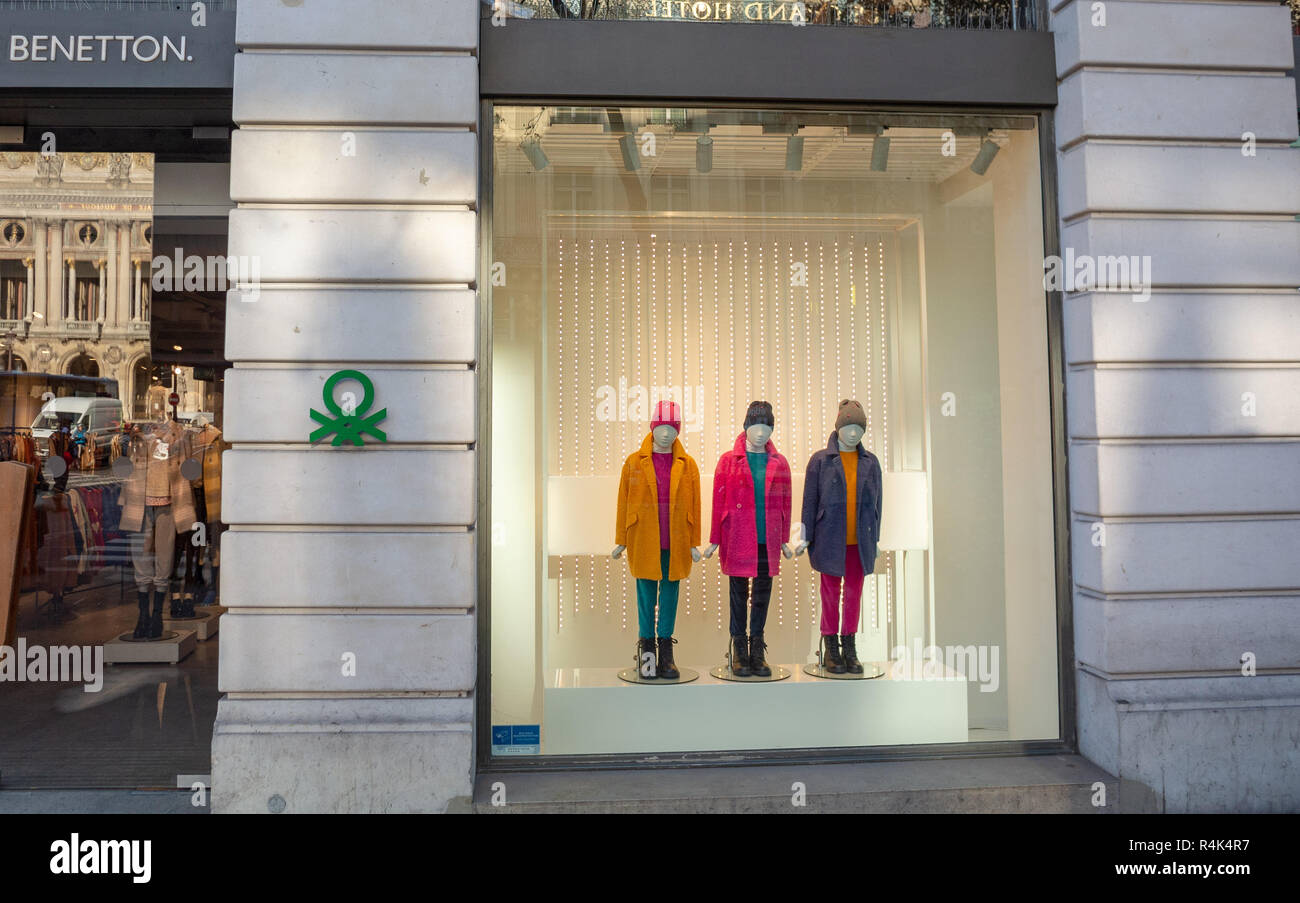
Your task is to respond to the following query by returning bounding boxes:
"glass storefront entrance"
[487,103,1060,756]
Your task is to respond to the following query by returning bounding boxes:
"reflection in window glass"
[0,152,228,787]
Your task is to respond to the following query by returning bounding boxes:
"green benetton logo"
[309,369,388,446]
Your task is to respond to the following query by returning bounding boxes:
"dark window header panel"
[480,19,1057,107]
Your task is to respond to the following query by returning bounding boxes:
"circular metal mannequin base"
[709,664,792,682]
[617,667,700,685]
[117,631,181,643]
[802,663,886,680]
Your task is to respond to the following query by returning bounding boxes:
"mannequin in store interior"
[613,400,702,680]
[121,415,196,639]
[704,401,793,677]
[172,414,226,614]
[795,400,883,674]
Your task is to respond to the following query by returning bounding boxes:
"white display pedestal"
[543,660,968,754]
[103,630,198,665]
[164,609,220,641]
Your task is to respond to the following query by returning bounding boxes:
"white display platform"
[164,609,220,641]
[103,630,197,665]
[543,660,968,754]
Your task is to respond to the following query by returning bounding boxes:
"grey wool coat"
[799,432,883,577]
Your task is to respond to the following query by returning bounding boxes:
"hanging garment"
[615,433,701,582]
[709,432,793,578]
[191,425,228,524]
[800,432,883,578]
[35,495,78,594]
[66,489,93,575]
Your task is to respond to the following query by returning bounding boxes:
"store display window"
[487,104,1060,756]
[0,152,227,787]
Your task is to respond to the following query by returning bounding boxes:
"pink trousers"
[819,544,864,636]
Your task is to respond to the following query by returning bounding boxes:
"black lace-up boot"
[149,589,166,639]
[729,635,751,677]
[821,635,846,674]
[749,633,772,677]
[840,634,864,674]
[656,637,680,680]
[132,591,150,639]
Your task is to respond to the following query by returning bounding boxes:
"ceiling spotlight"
[520,136,549,171]
[970,135,1001,175]
[871,128,890,172]
[696,135,713,173]
[785,135,804,172]
[172,344,183,351]
[619,133,641,172]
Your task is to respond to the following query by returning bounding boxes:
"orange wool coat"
[614,433,701,582]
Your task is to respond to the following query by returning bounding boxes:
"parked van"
[31,396,125,466]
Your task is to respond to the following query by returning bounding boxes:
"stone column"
[213,0,480,813]
[23,258,33,318]
[1052,0,1300,811]
[96,260,106,321]
[133,260,142,321]
[117,224,131,325]
[66,258,75,321]
[32,219,46,322]
[105,226,118,326]
[46,222,62,327]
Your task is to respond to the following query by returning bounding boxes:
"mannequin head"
[652,424,679,449]
[746,423,772,448]
[650,399,683,451]
[837,424,865,449]
[743,400,775,450]
[834,399,867,451]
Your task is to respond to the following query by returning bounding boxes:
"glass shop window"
[488,104,1060,757]
[0,151,229,788]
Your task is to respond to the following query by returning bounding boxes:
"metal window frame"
[476,17,1073,771]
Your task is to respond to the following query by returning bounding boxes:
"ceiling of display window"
[494,107,1030,181]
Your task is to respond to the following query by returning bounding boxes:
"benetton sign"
[0,10,233,89]
[10,34,191,64]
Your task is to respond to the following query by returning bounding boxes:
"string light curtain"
[547,215,898,666]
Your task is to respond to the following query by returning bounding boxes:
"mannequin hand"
[611,545,625,560]
[794,541,809,557]
[691,547,702,562]
[702,543,718,559]
[781,543,793,559]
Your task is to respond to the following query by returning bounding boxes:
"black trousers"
[729,544,772,636]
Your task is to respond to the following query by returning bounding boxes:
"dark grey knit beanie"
[743,400,774,428]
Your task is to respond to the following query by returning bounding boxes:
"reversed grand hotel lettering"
[647,1,806,21]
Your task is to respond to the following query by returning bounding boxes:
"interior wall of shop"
[1051,0,1300,812]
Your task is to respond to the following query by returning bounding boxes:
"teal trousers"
[636,549,680,639]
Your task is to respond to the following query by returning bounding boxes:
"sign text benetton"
[9,34,191,64]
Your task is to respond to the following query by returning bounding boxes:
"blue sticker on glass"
[491,724,541,756]
[511,724,540,745]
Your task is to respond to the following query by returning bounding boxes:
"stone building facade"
[0,151,153,415]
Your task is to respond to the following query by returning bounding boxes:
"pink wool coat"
[709,433,792,578]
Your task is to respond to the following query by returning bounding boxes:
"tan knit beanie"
[835,399,867,431]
